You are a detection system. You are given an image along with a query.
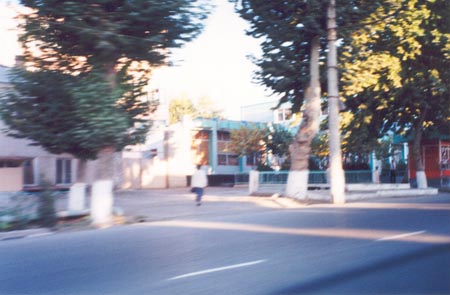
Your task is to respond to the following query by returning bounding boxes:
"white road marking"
[376,230,426,242]
[168,259,267,281]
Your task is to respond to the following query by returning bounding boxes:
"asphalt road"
[1,194,449,295]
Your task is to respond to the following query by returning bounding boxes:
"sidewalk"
[113,186,304,223]
[0,186,301,240]
[1,186,448,240]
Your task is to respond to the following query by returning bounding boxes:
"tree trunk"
[286,36,321,200]
[95,147,116,181]
[76,159,87,183]
[412,111,428,188]
[92,63,118,185]
[327,0,346,204]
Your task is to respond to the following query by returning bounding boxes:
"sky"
[150,0,274,119]
[0,0,274,120]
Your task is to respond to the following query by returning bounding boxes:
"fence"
[243,170,409,186]
[256,170,374,185]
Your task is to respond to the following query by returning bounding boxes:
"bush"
[256,163,274,171]
[0,193,36,231]
[37,182,57,228]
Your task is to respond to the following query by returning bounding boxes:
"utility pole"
[327,0,346,204]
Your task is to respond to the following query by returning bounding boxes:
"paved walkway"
[1,186,448,240]
[0,186,301,240]
[112,186,303,223]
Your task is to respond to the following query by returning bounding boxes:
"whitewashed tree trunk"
[412,113,428,188]
[76,159,87,183]
[286,37,321,200]
[416,171,428,188]
[90,179,114,227]
[327,0,346,204]
[96,147,115,181]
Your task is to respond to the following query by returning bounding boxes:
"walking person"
[191,165,208,206]
[390,159,397,183]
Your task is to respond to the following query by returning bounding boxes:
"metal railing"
[258,171,289,185]
[241,170,417,187]
[256,170,375,185]
[345,170,373,183]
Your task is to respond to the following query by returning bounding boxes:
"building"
[241,100,295,125]
[121,116,269,189]
[0,65,78,191]
[408,137,450,188]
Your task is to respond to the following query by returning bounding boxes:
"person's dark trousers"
[390,170,396,183]
[193,187,204,203]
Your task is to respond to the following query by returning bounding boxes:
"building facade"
[0,66,78,191]
[408,138,450,188]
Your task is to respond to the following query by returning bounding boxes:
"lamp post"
[327,0,345,204]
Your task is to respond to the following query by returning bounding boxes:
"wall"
[121,119,194,189]
[0,167,23,191]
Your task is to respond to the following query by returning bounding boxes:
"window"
[56,159,72,184]
[277,108,293,122]
[246,152,261,166]
[217,131,238,166]
[23,159,35,185]
[0,160,21,168]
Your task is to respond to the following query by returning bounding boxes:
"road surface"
[1,194,449,294]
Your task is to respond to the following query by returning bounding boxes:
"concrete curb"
[0,228,52,241]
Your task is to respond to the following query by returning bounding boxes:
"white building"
[0,65,78,191]
[241,99,294,125]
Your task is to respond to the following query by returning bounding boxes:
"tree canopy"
[18,0,209,73]
[231,0,449,164]
[229,124,293,170]
[1,0,210,161]
[229,0,389,112]
[341,0,450,168]
[2,68,152,160]
[168,96,223,124]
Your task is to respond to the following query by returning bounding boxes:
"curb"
[0,228,53,241]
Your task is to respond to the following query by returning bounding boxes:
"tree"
[229,125,266,162]
[229,124,293,170]
[265,124,294,169]
[168,96,223,124]
[196,96,224,119]
[230,0,385,201]
[2,0,210,181]
[169,97,197,124]
[341,0,450,188]
[2,68,148,160]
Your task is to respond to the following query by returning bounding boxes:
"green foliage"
[265,124,294,159]
[229,125,266,156]
[169,98,196,124]
[36,182,57,228]
[2,0,210,161]
[341,0,450,147]
[1,68,150,160]
[230,124,293,169]
[18,0,210,71]
[256,162,273,172]
[230,0,387,113]
[0,193,36,231]
[168,96,223,124]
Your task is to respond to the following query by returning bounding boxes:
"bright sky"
[0,0,273,120]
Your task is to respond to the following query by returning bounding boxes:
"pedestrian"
[191,164,208,206]
[390,159,397,183]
